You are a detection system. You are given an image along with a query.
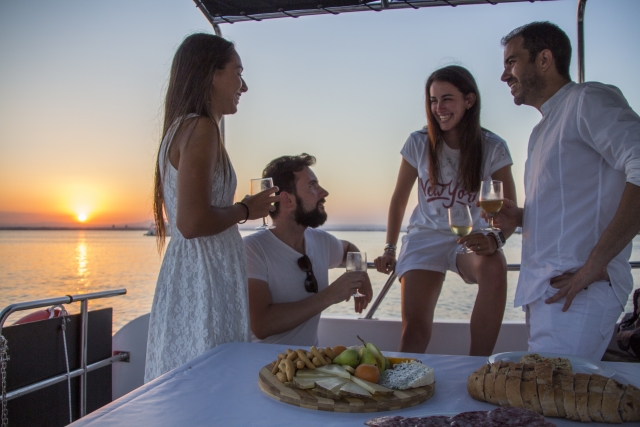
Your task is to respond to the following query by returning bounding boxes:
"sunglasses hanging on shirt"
[297,254,318,293]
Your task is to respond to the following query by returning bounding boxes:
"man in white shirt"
[496,22,640,360]
[243,154,373,346]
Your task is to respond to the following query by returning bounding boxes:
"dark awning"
[194,0,556,25]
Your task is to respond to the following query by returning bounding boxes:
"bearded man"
[243,153,373,345]
[495,22,640,360]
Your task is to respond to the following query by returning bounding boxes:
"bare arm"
[374,159,417,274]
[171,118,278,239]
[546,182,640,311]
[248,271,370,340]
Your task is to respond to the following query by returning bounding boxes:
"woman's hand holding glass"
[243,179,280,226]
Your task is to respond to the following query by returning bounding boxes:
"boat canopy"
[194,0,557,25]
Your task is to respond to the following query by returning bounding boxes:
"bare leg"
[399,270,445,353]
[456,251,508,356]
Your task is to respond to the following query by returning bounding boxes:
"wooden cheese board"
[258,364,435,413]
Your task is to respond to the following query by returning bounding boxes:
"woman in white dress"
[374,66,517,356]
[145,33,278,382]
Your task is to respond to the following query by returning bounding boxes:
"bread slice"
[520,364,542,414]
[533,362,559,417]
[552,370,567,418]
[620,383,640,422]
[601,377,624,423]
[484,371,499,405]
[574,372,591,422]
[505,363,524,408]
[494,364,510,406]
[467,363,489,402]
[561,373,579,421]
[587,373,608,422]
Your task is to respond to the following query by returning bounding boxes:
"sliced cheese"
[314,364,352,379]
[338,381,372,398]
[315,377,350,395]
[291,377,319,390]
[378,362,435,390]
[351,376,395,396]
[295,369,337,379]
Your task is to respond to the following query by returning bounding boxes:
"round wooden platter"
[258,364,435,413]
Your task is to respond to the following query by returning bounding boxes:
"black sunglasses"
[297,254,318,293]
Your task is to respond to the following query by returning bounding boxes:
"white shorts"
[394,228,471,283]
[525,280,623,361]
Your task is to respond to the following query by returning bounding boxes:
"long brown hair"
[425,65,483,193]
[153,33,236,253]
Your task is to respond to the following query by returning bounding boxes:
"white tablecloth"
[71,342,640,427]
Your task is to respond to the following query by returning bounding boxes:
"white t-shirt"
[243,228,344,346]
[517,82,640,308]
[401,129,513,232]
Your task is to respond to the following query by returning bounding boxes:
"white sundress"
[144,117,250,383]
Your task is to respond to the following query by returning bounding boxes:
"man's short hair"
[262,153,316,218]
[501,21,572,81]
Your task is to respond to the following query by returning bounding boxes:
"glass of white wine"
[250,177,276,230]
[448,205,473,254]
[346,252,366,298]
[479,180,503,230]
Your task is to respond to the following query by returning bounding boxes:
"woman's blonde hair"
[153,33,235,253]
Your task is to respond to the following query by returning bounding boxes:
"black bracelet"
[235,202,249,224]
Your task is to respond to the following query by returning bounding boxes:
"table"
[71,342,640,427]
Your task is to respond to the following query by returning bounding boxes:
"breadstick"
[310,346,328,365]
[296,349,315,369]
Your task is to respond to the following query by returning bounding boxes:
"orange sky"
[2,0,639,228]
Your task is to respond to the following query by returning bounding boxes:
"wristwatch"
[485,229,506,249]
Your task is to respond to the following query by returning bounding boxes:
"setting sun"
[77,213,88,222]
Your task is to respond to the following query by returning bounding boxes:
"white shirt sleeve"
[400,132,422,170]
[577,83,640,187]
[488,137,513,176]
[243,236,269,282]
[327,232,345,269]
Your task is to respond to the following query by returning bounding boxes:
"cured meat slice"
[413,416,451,427]
[449,411,491,427]
[488,406,555,426]
[365,416,404,427]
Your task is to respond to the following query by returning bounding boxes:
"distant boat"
[143,223,170,236]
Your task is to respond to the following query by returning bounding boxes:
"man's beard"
[294,195,327,228]
[512,68,546,106]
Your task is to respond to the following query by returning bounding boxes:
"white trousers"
[524,280,623,361]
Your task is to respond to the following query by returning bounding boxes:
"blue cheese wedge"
[378,362,435,390]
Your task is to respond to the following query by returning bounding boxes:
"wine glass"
[479,180,503,230]
[346,252,366,298]
[250,178,276,230]
[448,205,473,254]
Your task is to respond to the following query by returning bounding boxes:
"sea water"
[0,229,638,333]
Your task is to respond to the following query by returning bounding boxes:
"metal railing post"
[79,299,89,417]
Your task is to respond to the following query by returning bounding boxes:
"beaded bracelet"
[235,202,249,224]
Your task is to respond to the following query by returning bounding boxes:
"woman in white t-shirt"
[374,66,517,356]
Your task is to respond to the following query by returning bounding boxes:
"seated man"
[244,153,373,345]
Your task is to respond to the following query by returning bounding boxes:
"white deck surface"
[72,342,640,427]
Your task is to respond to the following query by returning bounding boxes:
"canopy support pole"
[577,0,587,83]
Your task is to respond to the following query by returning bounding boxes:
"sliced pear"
[315,364,352,379]
[350,376,395,396]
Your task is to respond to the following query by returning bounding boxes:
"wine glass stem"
[488,214,494,228]
[262,217,268,226]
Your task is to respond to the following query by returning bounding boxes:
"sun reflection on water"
[76,233,90,294]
